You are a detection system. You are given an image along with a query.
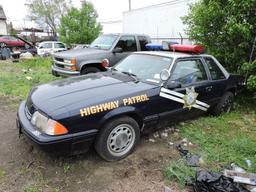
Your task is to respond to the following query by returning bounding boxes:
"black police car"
[17,45,244,161]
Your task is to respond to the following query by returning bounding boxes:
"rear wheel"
[95,116,140,161]
[210,91,234,116]
[0,42,7,48]
[81,66,100,74]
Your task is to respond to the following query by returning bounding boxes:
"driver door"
[109,35,138,66]
[158,57,212,122]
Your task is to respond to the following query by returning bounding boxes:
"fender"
[79,60,104,70]
[99,106,144,129]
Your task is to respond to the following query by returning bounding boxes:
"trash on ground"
[20,52,33,59]
[160,132,168,138]
[224,169,256,186]
[176,144,202,167]
[149,138,156,143]
[168,142,174,146]
[193,170,250,192]
[231,163,246,173]
[26,76,32,80]
[153,132,159,138]
[245,159,252,168]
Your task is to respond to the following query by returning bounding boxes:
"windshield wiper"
[121,71,139,82]
[91,45,102,49]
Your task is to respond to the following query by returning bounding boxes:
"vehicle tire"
[81,67,100,74]
[95,116,140,161]
[0,42,7,48]
[210,91,234,116]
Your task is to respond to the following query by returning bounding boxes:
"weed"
[63,163,71,173]
[24,185,41,192]
[164,159,195,188]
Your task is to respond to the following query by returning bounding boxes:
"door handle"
[206,86,213,92]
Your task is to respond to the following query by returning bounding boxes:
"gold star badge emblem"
[183,87,198,110]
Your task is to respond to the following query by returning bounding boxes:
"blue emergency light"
[145,43,163,51]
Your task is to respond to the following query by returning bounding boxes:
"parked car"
[16,45,245,161]
[37,41,66,57]
[0,35,26,48]
[52,33,151,76]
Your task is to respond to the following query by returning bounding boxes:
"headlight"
[64,58,77,71]
[31,111,68,136]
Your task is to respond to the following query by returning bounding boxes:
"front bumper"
[17,101,97,154]
[52,65,80,77]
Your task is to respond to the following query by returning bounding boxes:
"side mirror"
[112,47,123,53]
[160,69,170,81]
[166,80,182,89]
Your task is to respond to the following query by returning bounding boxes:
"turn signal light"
[71,58,77,65]
[47,119,68,135]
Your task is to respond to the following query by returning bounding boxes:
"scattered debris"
[26,76,32,80]
[176,144,202,167]
[245,159,252,168]
[224,169,256,186]
[149,138,156,143]
[168,142,174,146]
[164,186,172,192]
[153,132,159,138]
[231,163,246,173]
[160,132,168,138]
[20,52,33,59]
[194,170,250,192]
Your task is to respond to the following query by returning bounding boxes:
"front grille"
[54,57,64,62]
[55,63,64,68]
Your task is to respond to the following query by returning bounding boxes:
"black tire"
[210,91,234,116]
[81,67,100,74]
[0,42,7,48]
[95,116,140,161]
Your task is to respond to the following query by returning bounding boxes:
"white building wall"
[0,21,7,35]
[101,21,123,34]
[123,0,196,44]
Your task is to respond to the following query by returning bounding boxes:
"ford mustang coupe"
[17,45,244,161]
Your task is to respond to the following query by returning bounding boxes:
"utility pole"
[129,0,131,11]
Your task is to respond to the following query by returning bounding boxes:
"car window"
[170,59,208,85]
[115,36,137,52]
[40,43,52,49]
[90,35,118,50]
[138,36,150,51]
[54,42,65,48]
[8,36,17,41]
[114,54,172,84]
[204,57,226,80]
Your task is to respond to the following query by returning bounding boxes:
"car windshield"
[114,54,173,84]
[89,35,118,50]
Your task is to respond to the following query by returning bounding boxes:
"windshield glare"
[114,54,173,84]
[89,35,118,50]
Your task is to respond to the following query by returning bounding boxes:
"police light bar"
[169,44,205,54]
[145,43,163,51]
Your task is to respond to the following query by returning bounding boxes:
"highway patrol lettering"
[123,94,149,105]
[80,94,149,117]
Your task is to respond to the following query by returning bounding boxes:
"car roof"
[134,51,211,59]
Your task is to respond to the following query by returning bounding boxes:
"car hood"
[30,72,156,117]
[53,47,108,59]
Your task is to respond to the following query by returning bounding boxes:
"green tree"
[183,0,256,72]
[59,2,102,46]
[26,0,70,38]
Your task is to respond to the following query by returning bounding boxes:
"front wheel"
[95,116,140,161]
[210,91,234,116]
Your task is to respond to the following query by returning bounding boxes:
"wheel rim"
[221,96,233,113]
[107,124,135,157]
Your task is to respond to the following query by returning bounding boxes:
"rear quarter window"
[204,57,226,80]
[138,36,150,51]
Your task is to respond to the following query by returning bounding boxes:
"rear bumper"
[52,65,80,77]
[17,101,97,154]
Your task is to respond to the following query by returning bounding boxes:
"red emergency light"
[169,44,205,54]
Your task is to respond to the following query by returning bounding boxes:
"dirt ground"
[0,98,190,192]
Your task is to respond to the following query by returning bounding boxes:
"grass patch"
[24,185,41,192]
[0,168,5,179]
[0,58,61,107]
[165,99,256,187]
